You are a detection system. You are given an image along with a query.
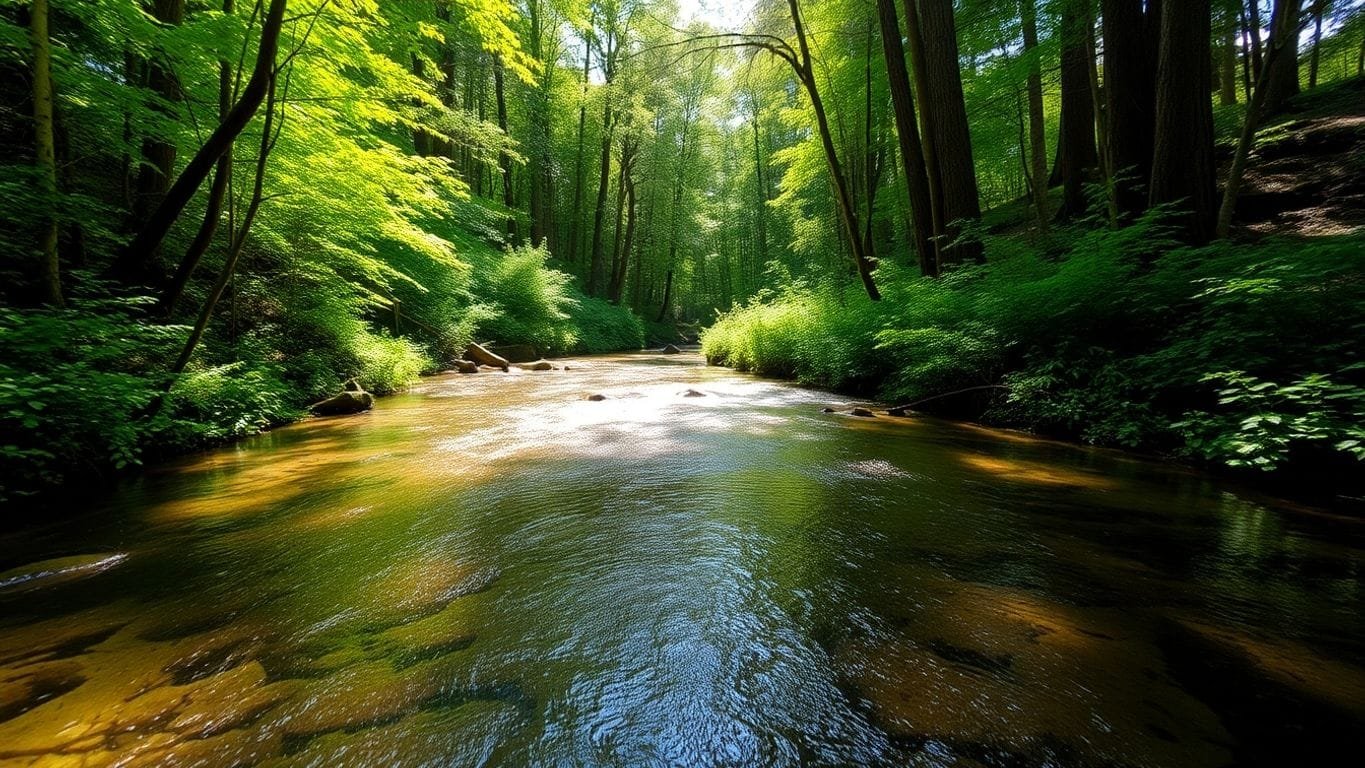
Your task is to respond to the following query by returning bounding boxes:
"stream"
[1,351,1363,767]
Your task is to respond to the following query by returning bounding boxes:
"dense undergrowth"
[703,214,1365,480]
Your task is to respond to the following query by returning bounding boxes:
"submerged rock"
[820,407,836,413]
[454,360,478,374]
[886,406,909,417]
[585,394,607,402]
[311,389,373,416]
[661,344,681,354]
[850,408,876,418]
[681,389,705,398]
[517,360,554,371]
[464,342,509,371]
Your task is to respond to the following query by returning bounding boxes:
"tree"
[1055,0,1099,220]
[30,0,62,307]
[876,0,937,273]
[910,0,982,266]
[129,0,185,250]
[1150,0,1217,243]
[1019,0,1050,234]
[1102,0,1159,219]
[1264,0,1302,113]
[114,0,289,282]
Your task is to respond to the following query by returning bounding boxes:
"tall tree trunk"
[30,0,61,307]
[165,70,280,386]
[130,0,186,257]
[1248,0,1265,75]
[749,92,770,267]
[913,0,982,266]
[610,152,637,304]
[1308,0,1328,88]
[1102,0,1159,219]
[567,37,590,263]
[1056,0,1099,219]
[901,0,945,264]
[526,0,551,248]
[655,268,673,323]
[1019,0,1050,234]
[1150,0,1217,243]
[161,0,236,317]
[1217,0,1299,237]
[1264,0,1302,113]
[876,0,937,274]
[788,0,880,298]
[493,55,517,244]
[115,0,287,282]
[587,98,614,296]
[1239,3,1256,100]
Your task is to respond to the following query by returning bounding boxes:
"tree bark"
[1102,0,1159,219]
[567,35,590,263]
[1264,0,1302,113]
[913,0,982,266]
[1150,0,1217,243]
[30,0,62,307]
[130,0,186,258]
[494,55,517,244]
[901,0,945,263]
[1217,0,1298,237]
[115,0,287,282]
[877,0,937,274]
[1020,0,1050,234]
[1056,0,1099,219]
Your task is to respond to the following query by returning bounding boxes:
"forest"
[2,0,1363,502]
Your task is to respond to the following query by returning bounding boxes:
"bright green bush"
[566,294,646,354]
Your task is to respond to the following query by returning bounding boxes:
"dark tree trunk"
[114,0,287,282]
[655,268,673,323]
[494,55,517,244]
[876,0,937,275]
[31,0,62,307]
[567,38,590,263]
[1102,0,1159,219]
[1264,0,1302,113]
[161,0,235,317]
[587,99,614,296]
[1020,0,1050,234]
[129,0,186,257]
[1308,0,1327,88]
[901,0,945,262]
[1056,0,1099,219]
[1150,0,1217,243]
[913,0,982,266]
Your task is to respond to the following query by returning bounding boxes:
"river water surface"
[1,352,1363,767]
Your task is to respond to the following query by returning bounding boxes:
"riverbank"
[700,225,1364,509]
[0,284,647,509]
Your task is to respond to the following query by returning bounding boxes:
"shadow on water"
[0,351,1362,766]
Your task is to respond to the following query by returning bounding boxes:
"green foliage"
[705,219,1365,474]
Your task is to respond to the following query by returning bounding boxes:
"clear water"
[1,352,1362,767]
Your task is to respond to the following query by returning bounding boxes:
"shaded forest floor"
[1239,78,1365,238]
